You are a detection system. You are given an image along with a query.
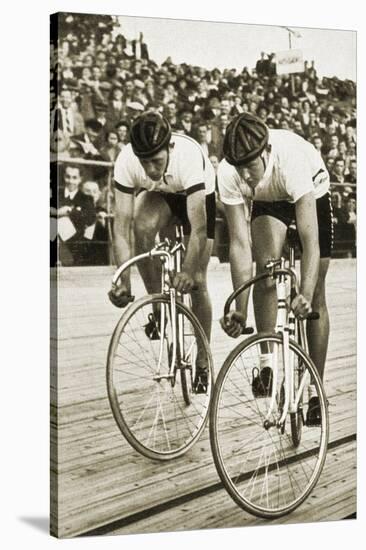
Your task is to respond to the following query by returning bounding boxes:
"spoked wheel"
[210,332,329,518]
[107,294,213,460]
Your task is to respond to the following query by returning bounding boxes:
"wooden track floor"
[50,259,356,538]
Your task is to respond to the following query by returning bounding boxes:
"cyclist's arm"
[224,203,253,316]
[295,191,320,303]
[113,186,134,288]
[184,188,207,277]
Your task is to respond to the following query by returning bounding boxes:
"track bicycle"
[107,226,214,461]
[210,225,329,518]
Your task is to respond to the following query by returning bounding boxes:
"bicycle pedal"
[193,370,208,394]
[144,313,161,340]
[252,367,273,398]
[306,396,321,427]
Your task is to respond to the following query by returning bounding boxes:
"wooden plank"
[99,441,357,536]
[51,259,356,537]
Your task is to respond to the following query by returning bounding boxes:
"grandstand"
[50,13,357,266]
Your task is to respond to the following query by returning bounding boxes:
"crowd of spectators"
[50,13,357,265]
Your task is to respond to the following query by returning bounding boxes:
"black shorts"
[251,192,333,258]
[161,191,216,239]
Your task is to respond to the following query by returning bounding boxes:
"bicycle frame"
[223,246,311,431]
[111,228,188,383]
[264,258,310,429]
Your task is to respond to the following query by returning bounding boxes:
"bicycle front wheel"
[107,294,213,460]
[210,333,329,518]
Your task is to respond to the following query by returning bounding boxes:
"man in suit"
[52,88,85,138]
[57,164,96,265]
[195,122,218,158]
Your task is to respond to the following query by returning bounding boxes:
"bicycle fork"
[264,262,295,430]
[153,255,178,383]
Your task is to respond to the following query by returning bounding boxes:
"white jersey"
[217,129,330,206]
[114,133,215,196]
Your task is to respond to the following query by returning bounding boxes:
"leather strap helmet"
[130,112,172,159]
[223,112,269,166]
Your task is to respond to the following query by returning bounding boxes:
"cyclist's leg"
[192,192,215,343]
[306,258,330,381]
[251,212,288,332]
[134,191,172,294]
[190,238,214,342]
[305,192,333,381]
[165,191,215,343]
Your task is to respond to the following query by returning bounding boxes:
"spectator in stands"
[230,95,244,117]
[322,116,339,149]
[70,118,104,159]
[326,135,340,159]
[331,157,347,187]
[209,154,219,173]
[125,101,144,121]
[195,122,217,157]
[211,113,230,159]
[342,193,357,253]
[305,112,322,139]
[58,165,96,266]
[51,16,356,264]
[165,100,178,128]
[106,85,125,126]
[255,52,267,76]
[115,120,130,150]
[134,81,149,107]
[312,134,325,157]
[346,140,357,164]
[77,66,97,120]
[345,124,356,145]
[53,89,85,138]
[345,194,356,225]
[338,139,348,160]
[81,180,110,265]
[326,157,335,176]
[90,65,111,107]
[94,104,110,143]
[292,119,306,138]
[163,82,178,104]
[257,105,269,121]
[122,79,136,104]
[100,130,120,162]
[345,159,357,184]
[61,57,74,82]
[179,108,194,136]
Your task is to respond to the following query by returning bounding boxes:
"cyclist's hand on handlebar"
[108,283,134,308]
[173,271,195,294]
[220,311,247,338]
[291,294,312,319]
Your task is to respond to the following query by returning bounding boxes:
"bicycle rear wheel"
[107,294,213,460]
[210,333,329,518]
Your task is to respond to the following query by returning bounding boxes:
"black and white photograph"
[49,9,357,539]
[3,2,364,549]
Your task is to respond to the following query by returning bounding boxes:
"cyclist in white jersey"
[218,113,333,425]
[108,112,216,392]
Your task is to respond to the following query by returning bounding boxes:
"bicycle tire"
[210,332,329,518]
[107,293,213,460]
